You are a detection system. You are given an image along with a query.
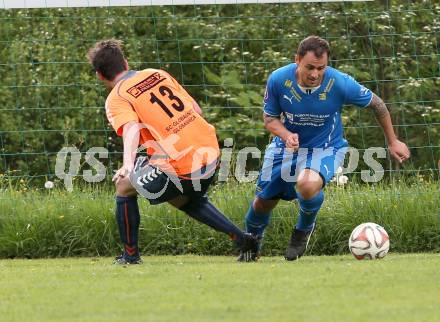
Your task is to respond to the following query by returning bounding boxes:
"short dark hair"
[297,36,330,59]
[87,39,126,81]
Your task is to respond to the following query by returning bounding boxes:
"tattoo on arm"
[263,113,280,126]
[368,94,389,119]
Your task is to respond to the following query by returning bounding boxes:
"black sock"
[180,196,245,243]
[115,196,140,257]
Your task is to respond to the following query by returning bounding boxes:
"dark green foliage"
[0,1,439,182]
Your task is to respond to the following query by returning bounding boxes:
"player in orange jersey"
[88,39,258,264]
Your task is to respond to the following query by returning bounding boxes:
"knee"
[115,177,137,197]
[179,195,208,212]
[253,197,278,213]
[296,177,322,200]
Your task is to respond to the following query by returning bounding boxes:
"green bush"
[0,1,439,182]
[0,181,439,258]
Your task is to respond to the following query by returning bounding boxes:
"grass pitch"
[1,254,439,322]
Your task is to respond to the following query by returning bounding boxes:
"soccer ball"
[348,222,390,260]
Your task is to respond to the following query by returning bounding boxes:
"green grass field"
[1,254,439,322]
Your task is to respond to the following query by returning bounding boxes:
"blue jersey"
[263,63,373,149]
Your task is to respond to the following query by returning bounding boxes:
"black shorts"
[129,157,217,205]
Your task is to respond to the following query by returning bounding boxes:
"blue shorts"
[255,144,347,201]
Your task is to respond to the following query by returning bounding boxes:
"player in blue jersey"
[238,36,410,262]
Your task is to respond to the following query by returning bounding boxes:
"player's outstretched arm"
[263,113,299,150]
[367,94,410,164]
[113,121,140,182]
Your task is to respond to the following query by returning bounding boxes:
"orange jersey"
[105,69,220,176]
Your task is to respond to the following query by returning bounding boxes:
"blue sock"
[115,196,140,257]
[245,202,271,237]
[180,196,246,243]
[296,190,324,232]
